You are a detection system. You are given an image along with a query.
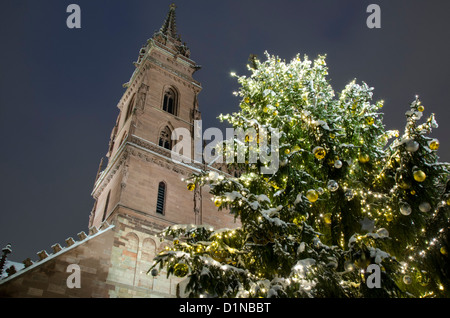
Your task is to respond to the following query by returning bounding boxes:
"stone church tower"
[0,4,236,298]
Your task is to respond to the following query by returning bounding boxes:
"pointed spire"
[160,3,179,39]
[151,3,191,59]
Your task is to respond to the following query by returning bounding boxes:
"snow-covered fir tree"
[150,52,450,298]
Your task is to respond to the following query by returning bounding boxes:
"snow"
[293,258,316,274]
[257,194,270,203]
[368,247,390,264]
[293,193,305,205]
[0,260,25,278]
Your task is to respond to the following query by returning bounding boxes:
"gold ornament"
[263,106,268,113]
[359,153,370,163]
[365,117,374,125]
[398,175,411,189]
[273,110,278,116]
[354,252,371,269]
[403,275,412,285]
[385,214,394,222]
[214,199,222,207]
[330,133,336,139]
[323,213,332,225]
[416,270,430,287]
[173,263,189,277]
[244,97,250,103]
[292,145,301,152]
[417,105,424,112]
[285,148,291,155]
[429,139,440,151]
[413,170,426,182]
[187,183,195,191]
[306,189,319,203]
[313,147,326,160]
[410,190,416,195]
[441,246,448,255]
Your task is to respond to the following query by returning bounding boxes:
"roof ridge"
[0,222,114,284]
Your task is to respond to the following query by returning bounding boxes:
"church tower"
[0,4,236,298]
[89,4,234,233]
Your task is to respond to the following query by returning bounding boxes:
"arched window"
[162,88,177,115]
[158,126,172,150]
[156,182,166,215]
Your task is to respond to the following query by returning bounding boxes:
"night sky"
[1,0,450,263]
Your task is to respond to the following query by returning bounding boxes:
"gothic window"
[102,190,111,222]
[156,182,166,215]
[162,88,177,115]
[158,126,171,150]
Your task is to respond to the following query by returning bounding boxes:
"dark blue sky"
[1,0,450,262]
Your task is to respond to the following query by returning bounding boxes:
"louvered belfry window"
[162,88,176,115]
[158,126,171,150]
[156,182,166,214]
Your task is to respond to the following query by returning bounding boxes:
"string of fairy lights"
[152,54,449,297]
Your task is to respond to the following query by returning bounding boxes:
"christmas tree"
[150,52,450,298]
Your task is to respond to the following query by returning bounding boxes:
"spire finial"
[160,3,178,39]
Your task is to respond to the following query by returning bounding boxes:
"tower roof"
[160,3,178,39]
[149,3,191,59]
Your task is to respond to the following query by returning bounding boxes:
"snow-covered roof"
[0,260,25,278]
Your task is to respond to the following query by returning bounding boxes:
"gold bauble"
[313,147,326,160]
[263,106,269,113]
[244,97,250,103]
[385,214,394,222]
[285,148,291,155]
[306,189,319,203]
[214,199,222,207]
[441,246,448,255]
[187,183,195,191]
[292,145,301,152]
[413,170,426,182]
[410,190,416,195]
[416,271,430,287]
[418,105,425,112]
[398,176,411,189]
[323,213,332,225]
[365,117,375,125]
[429,139,440,151]
[354,254,371,269]
[173,263,189,277]
[359,153,370,163]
